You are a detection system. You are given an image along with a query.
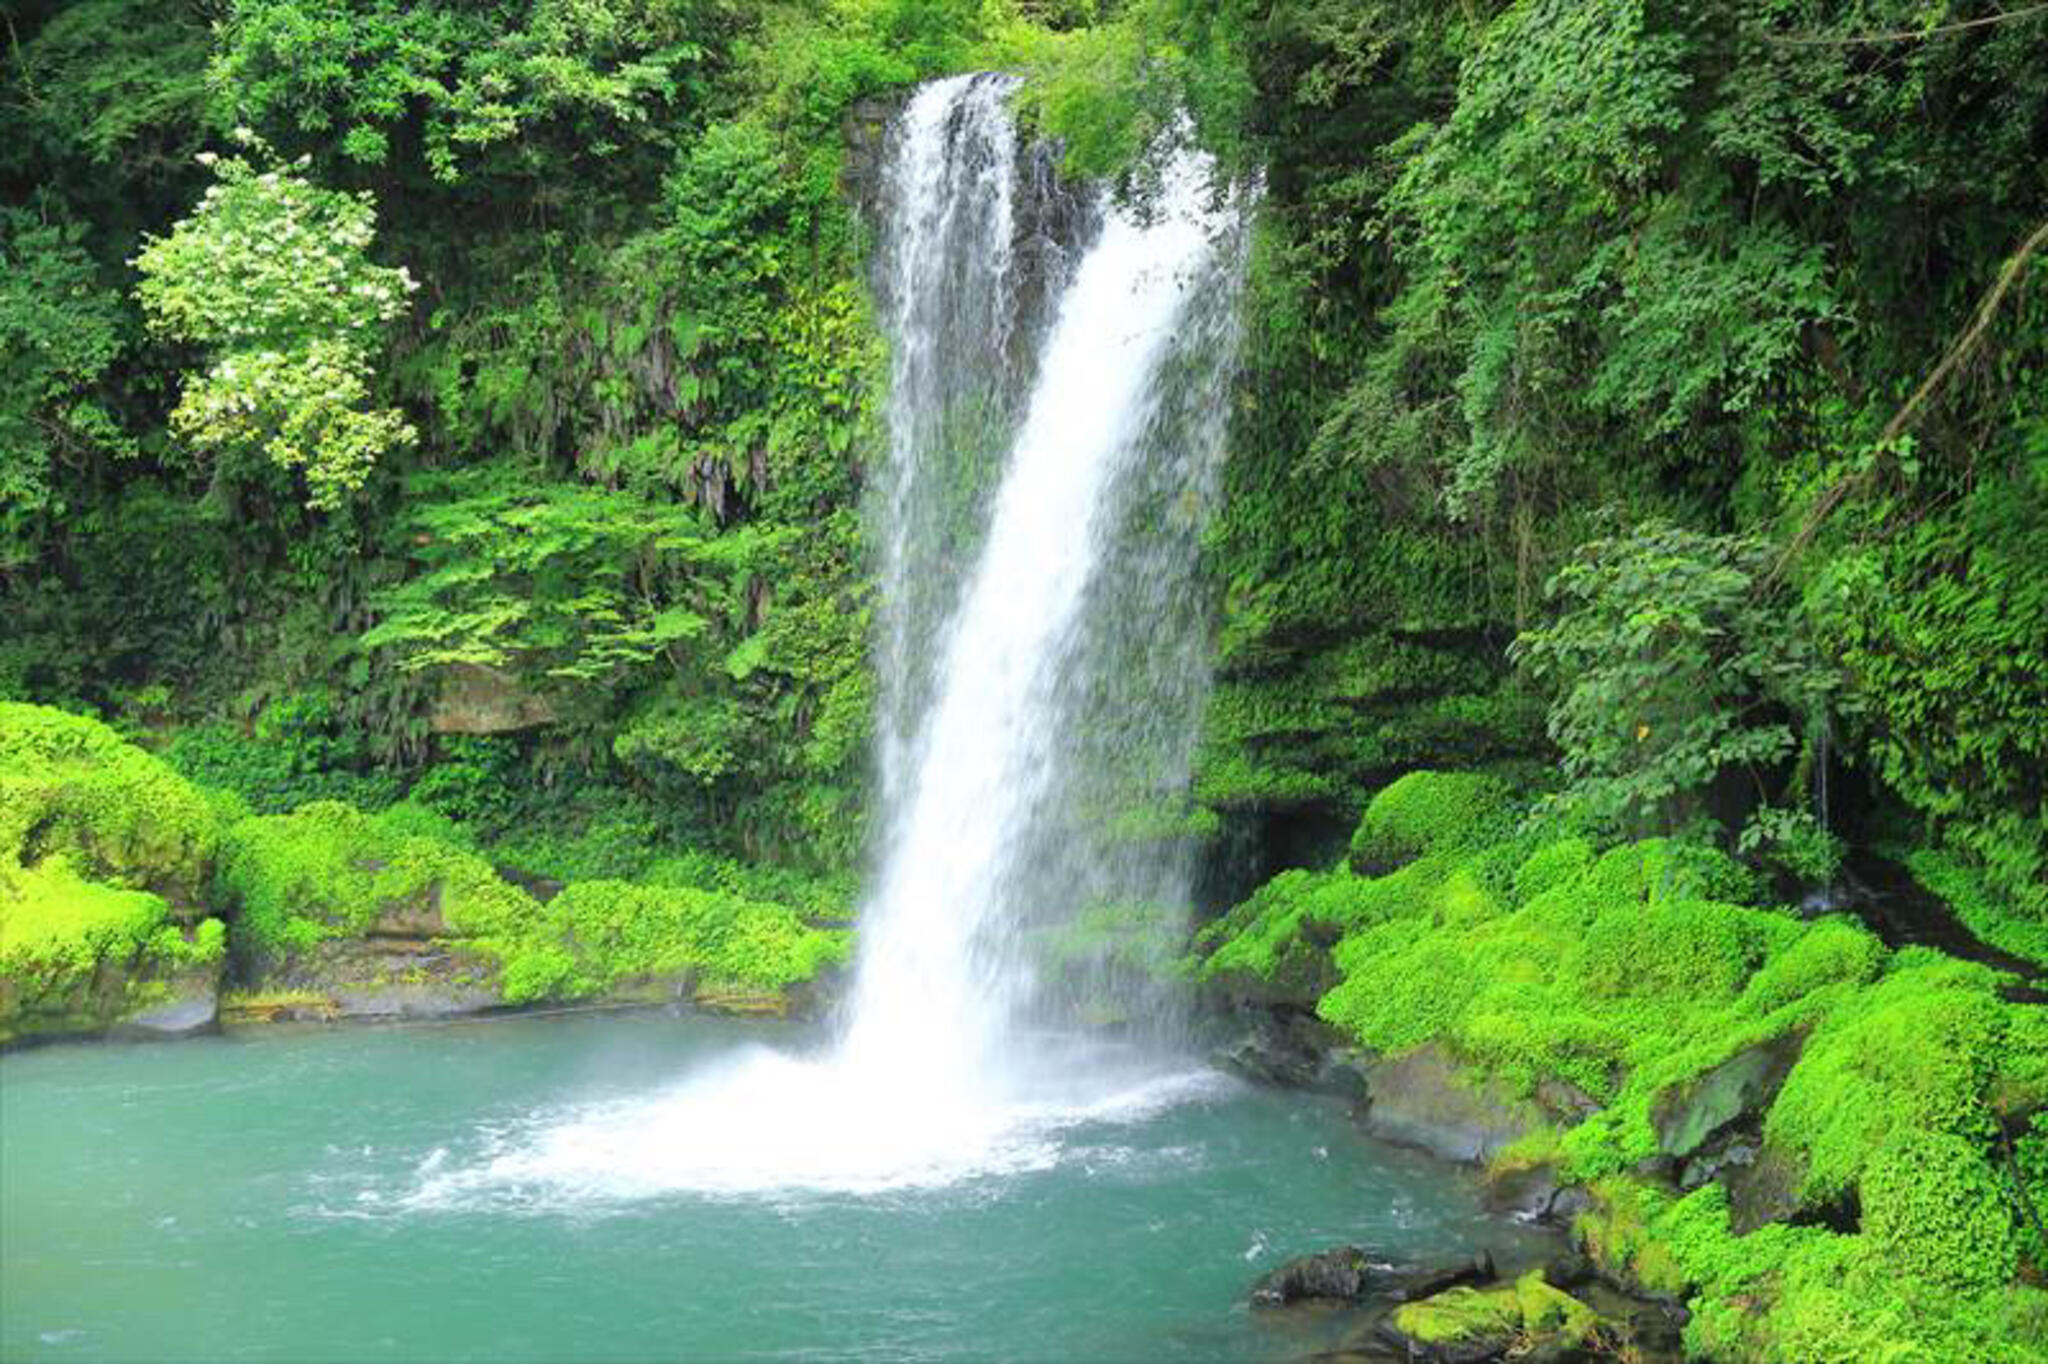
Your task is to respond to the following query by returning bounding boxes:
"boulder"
[1650,1032,1804,1160]
[1250,1247,1382,1307]
[429,664,556,735]
[1362,1043,1540,1164]
[1380,1269,1606,1363]
[110,985,218,1040]
[1210,1007,1367,1099]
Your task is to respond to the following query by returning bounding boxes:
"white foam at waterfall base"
[406,79,1244,1208]
[405,1042,1232,1207]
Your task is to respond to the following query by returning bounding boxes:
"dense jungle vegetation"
[3,0,2046,1358]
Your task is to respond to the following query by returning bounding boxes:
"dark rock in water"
[1209,1008,1365,1099]
[1361,1043,1539,1164]
[1483,1164,1564,1222]
[1249,1246,1382,1307]
[1650,1031,1804,1160]
[1384,1250,1496,1302]
[1540,1252,1596,1291]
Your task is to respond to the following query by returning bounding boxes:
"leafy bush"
[1860,1129,2018,1293]
[1512,523,1845,866]
[133,135,418,506]
[498,879,849,1004]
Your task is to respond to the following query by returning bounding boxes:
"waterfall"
[844,74,1245,1090]
[413,76,1248,1201]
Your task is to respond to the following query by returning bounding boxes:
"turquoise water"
[2,1014,1549,1362]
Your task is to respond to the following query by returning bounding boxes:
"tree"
[132,133,418,508]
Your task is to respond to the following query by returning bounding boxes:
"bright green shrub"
[1581,836,1763,910]
[0,702,220,905]
[1739,918,1887,1016]
[1566,898,1791,1003]
[1348,770,1512,872]
[1860,1130,2018,1292]
[499,880,848,1004]
[216,799,536,961]
[0,857,227,1040]
[1514,837,1594,901]
[1765,957,2014,1204]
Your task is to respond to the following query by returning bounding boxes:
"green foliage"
[210,0,724,182]
[215,798,537,961]
[164,699,402,816]
[497,878,849,1004]
[1860,1129,2018,1293]
[0,857,227,1043]
[1765,956,2020,1204]
[1200,786,2044,1354]
[132,137,418,505]
[1816,471,2048,927]
[1513,522,1845,865]
[0,210,134,569]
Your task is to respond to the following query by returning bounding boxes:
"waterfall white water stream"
[411,76,1248,1202]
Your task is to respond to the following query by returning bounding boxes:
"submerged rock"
[1250,1246,1381,1307]
[1251,1247,1499,1311]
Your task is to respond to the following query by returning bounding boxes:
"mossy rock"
[1387,1269,1605,1362]
[1572,1179,1691,1300]
[1650,1029,1805,1159]
[1348,771,1513,874]
[1363,1041,1545,1164]
[0,703,221,910]
[1,858,227,1045]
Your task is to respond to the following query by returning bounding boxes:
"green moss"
[0,856,225,1041]
[1200,776,2044,1358]
[0,701,220,906]
[1764,955,2015,1204]
[1860,1129,2019,1292]
[216,799,538,963]
[1390,1284,1520,1347]
[1347,770,1512,872]
[1513,836,1594,901]
[1391,1269,1601,1352]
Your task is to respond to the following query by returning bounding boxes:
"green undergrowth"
[1,701,222,906]
[216,796,850,1003]
[0,857,227,1042]
[1903,845,2048,973]
[1197,769,2048,1360]
[494,881,849,1006]
[0,705,231,1040]
[215,799,538,962]
[0,704,848,1026]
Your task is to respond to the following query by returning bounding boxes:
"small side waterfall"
[414,76,1249,1200]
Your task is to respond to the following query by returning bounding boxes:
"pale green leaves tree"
[132,134,419,508]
